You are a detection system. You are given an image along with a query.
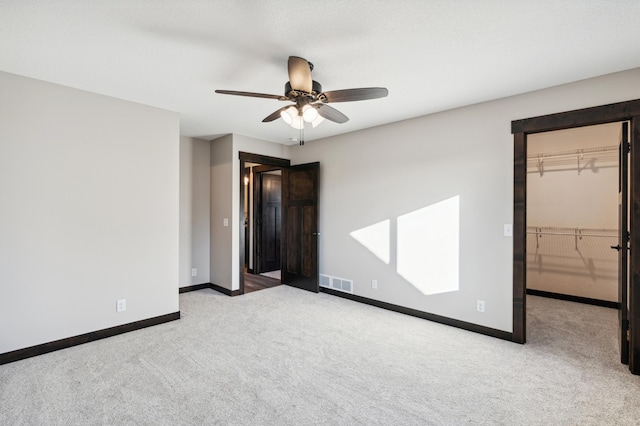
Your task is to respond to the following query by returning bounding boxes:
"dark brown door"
[281,162,319,292]
[260,173,281,273]
[617,122,630,364]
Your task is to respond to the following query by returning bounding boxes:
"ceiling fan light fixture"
[216,56,388,135]
[280,106,295,125]
[281,106,304,129]
[302,104,318,122]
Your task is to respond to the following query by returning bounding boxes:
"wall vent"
[319,274,332,288]
[331,276,354,293]
[319,274,354,293]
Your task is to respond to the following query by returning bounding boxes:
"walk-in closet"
[526,122,622,305]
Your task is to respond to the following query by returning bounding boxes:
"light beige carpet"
[1,287,639,425]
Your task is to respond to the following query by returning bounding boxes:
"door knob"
[611,245,622,251]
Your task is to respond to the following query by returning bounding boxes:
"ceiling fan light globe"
[302,105,319,123]
[280,107,295,125]
[280,111,292,125]
[280,106,304,129]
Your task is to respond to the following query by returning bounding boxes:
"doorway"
[243,162,283,294]
[511,99,640,375]
[526,123,621,306]
[525,122,624,365]
[238,152,320,295]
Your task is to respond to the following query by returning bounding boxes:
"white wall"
[287,68,640,333]
[527,123,619,301]
[210,135,233,289]
[0,71,180,353]
[179,136,211,287]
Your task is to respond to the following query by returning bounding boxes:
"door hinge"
[625,142,631,154]
[623,319,630,332]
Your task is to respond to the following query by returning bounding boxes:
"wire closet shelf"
[527,226,617,250]
[527,144,618,175]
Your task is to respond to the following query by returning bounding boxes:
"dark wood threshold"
[0,311,180,366]
[320,288,514,342]
[179,282,241,296]
[526,288,620,309]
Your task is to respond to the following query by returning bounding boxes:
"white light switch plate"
[504,224,513,237]
[223,218,229,227]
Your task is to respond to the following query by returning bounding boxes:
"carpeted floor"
[1,287,639,425]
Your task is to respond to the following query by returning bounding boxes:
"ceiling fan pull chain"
[299,125,304,146]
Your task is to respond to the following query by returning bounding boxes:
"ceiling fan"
[215,56,388,141]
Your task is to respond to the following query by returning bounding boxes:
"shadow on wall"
[350,195,460,296]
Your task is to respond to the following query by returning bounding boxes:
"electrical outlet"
[191,268,197,277]
[116,299,126,313]
[504,224,513,237]
[477,300,485,313]
[372,279,378,289]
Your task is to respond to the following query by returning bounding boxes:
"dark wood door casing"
[513,132,527,344]
[630,117,640,372]
[618,122,630,365]
[511,99,640,375]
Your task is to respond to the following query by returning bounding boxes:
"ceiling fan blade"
[262,106,292,122]
[288,56,312,93]
[215,90,287,101]
[321,87,388,103]
[315,104,349,124]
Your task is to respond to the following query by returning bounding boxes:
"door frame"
[239,152,290,294]
[511,99,640,375]
[618,121,630,365]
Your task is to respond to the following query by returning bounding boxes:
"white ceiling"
[2,1,640,144]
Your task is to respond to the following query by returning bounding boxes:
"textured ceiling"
[2,1,640,144]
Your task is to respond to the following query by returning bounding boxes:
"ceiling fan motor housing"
[285,80,323,98]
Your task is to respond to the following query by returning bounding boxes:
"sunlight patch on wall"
[397,196,459,295]
[349,219,390,264]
